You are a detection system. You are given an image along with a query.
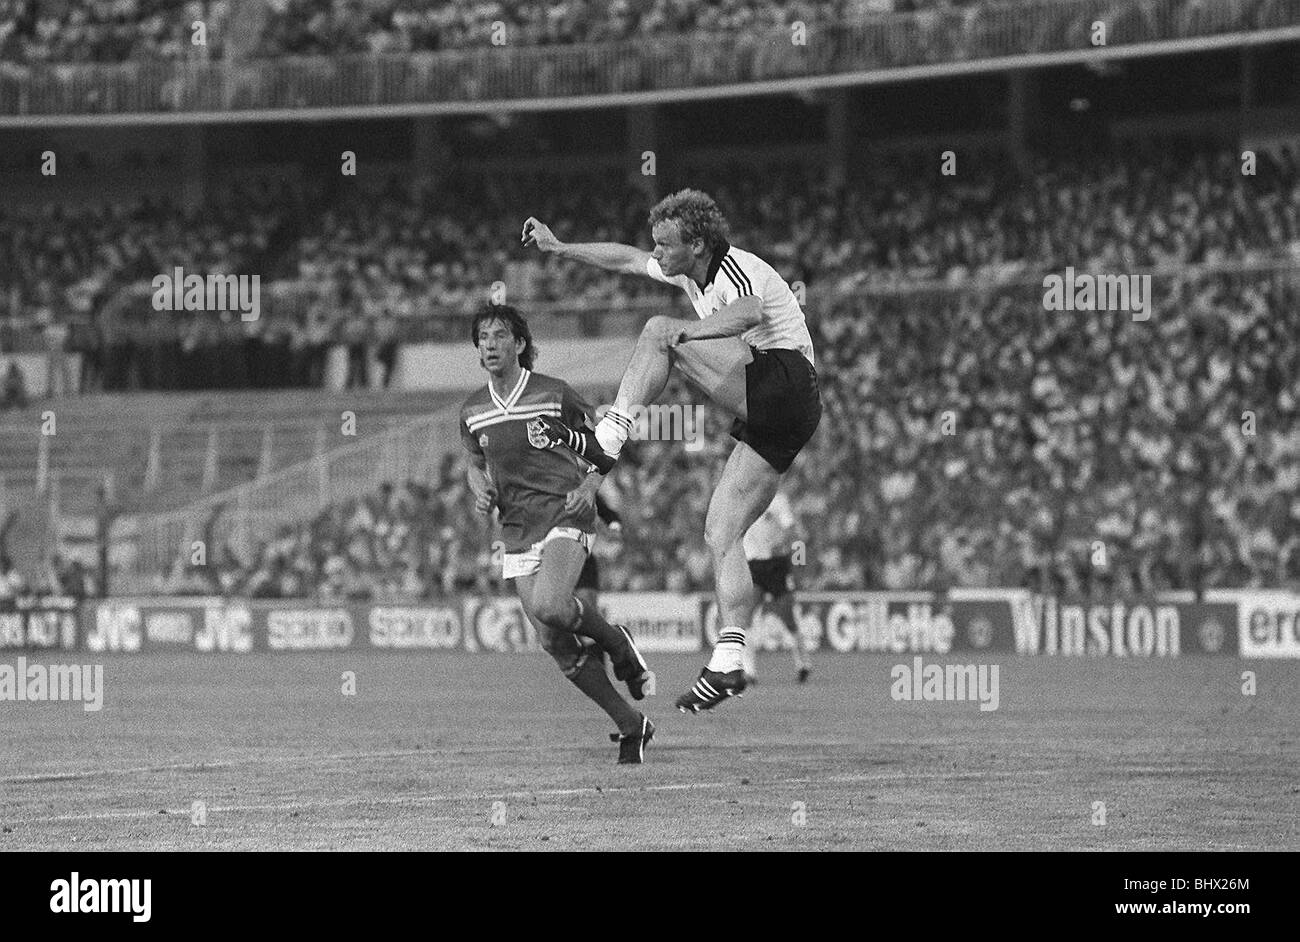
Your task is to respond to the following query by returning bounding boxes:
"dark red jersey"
[460,369,597,552]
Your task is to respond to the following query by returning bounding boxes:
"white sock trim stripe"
[605,409,635,429]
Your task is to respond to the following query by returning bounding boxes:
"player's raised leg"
[551,329,753,474]
[676,442,780,713]
[586,316,686,462]
[535,324,753,473]
[531,317,678,471]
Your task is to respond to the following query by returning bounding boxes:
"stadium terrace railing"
[2,0,1299,120]
[130,403,463,581]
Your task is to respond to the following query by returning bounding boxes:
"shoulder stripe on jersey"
[466,404,504,425]
[466,406,560,434]
[720,256,753,296]
[466,404,558,432]
[504,400,561,415]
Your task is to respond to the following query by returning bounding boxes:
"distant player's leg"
[769,586,809,682]
[753,554,807,682]
[677,442,780,713]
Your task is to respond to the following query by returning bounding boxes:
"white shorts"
[501,527,594,580]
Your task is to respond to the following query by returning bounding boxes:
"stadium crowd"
[5,136,1296,592]
[0,1,1004,63]
[7,143,1299,391]
[153,139,1300,596]
[254,0,852,56]
[0,0,229,63]
[177,266,1297,599]
[4,0,1292,64]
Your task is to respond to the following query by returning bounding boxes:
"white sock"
[595,406,635,457]
[707,628,746,673]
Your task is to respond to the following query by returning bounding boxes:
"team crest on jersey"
[526,418,552,450]
[478,433,489,448]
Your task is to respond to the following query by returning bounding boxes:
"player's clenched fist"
[471,481,497,514]
[521,217,560,253]
[644,316,688,352]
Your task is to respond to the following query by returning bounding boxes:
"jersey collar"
[488,368,530,413]
[701,240,731,288]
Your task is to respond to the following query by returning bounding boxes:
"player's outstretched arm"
[521,217,652,277]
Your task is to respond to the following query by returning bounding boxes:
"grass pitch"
[2,652,1296,851]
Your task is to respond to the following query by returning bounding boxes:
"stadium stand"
[1,3,1297,601]
[0,1,968,63]
[181,145,1300,597]
[3,137,1297,595]
[9,146,1294,362]
[2,0,1293,65]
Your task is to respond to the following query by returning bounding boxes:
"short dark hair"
[648,189,729,253]
[469,302,537,370]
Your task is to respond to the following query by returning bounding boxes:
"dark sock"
[564,426,616,473]
[568,653,641,735]
[572,597,629,659]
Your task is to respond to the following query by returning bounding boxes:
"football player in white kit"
[522,189,821,713]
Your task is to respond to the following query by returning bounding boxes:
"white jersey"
[743,491,796,561]
[647,243,815,366]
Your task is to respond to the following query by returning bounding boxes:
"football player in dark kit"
[460,303,656,764]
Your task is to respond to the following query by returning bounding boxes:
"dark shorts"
[730,347,822,473]
[748,554,793,597]
[576,553,600,591]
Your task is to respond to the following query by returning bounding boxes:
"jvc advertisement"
[69,590,1300,657]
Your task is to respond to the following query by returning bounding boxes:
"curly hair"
[648,189,730,253]
[469,302,537,370]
